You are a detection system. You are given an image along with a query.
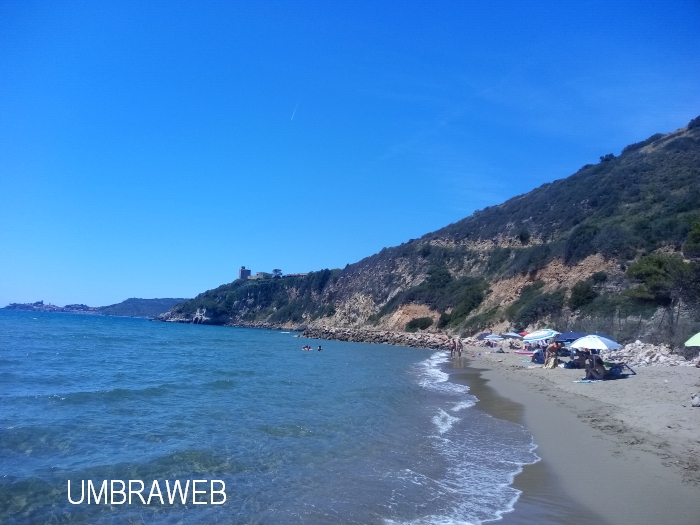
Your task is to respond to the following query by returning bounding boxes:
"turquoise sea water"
[0,310,538,524]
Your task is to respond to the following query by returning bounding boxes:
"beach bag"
[606,365,623,380]
[545,357,558,369]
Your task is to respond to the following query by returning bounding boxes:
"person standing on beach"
[456,338,463,358]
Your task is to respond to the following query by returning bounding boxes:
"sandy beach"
[455,346,700,525]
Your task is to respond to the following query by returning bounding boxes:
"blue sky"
[1,0,699,306]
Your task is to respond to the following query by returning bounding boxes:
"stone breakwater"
[301,327,450,349]
[600,340,700,368]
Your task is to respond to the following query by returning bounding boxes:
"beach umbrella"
[555,331,586,343]
[592,331,615,341]
[519,331,529,336]
[685,332,700,347]
[570,335,621,351]
[476,332,491,340]
[503,332,523,339]
[484,334,504,340]
[523,329,560,342]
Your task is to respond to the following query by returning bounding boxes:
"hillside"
[159,116,700,348]
[98,298,190,318]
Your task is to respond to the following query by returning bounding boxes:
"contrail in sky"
[291,99,300,121]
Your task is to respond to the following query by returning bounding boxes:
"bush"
[564,224,600,264]
[507,244,553,276]
[626,253,689,306]
[517,229,531,245]
[506,281,566,331]
[437,312,451,328]
[569,280,598,310]
[621,133,664,154]
[512,290,566,331]
[682,222,700,258]
[591,271,608,284]
[689,115,700,130]
[406,317,433,332]
[487,247,512,274]
[462,307,501,334]
[593,226,633,260]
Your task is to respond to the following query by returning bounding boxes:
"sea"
[0,310,539,524]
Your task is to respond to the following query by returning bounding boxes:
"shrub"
[682,222,700,258]
[462,307,501,334]
[569,280,598,310]
[621,133,664,154]
[594,226,633,260]
[507,244,553,276]
[437,312,451,328]
[591,271,608,284]
[487,247,512,274]
[512,290,566,331]
[564,224,600,264]
[406,317,433,332]
[517,229,531,245]
[689,115,700,130]
[626,253,689,306]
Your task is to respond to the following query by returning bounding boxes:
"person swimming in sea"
[317,345,322,351]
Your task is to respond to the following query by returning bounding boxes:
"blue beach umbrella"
[484,334,504,341]
[555,331,586,343]
[503,332,523,338]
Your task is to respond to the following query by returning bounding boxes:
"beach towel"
[572,380,601,383]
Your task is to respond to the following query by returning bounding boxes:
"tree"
[682,222,700,259]
[272,269,283,278]
[517,229,531,245]
[569,280,598,310]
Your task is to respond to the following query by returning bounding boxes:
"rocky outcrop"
[600,340,700,368]
[301,326,450,349]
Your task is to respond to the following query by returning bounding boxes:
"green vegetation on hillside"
[368,267,489,327]
[98,298,189,318]
[170,270,340,324]
[164,116,700,347]
[504,281,566,331]
[405,317,433,332]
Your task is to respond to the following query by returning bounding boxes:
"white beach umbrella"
[523,329,560,342]
[570,335,621,351]
[503,332,523,338]
[484,334,504,340]
[685,332,700,347]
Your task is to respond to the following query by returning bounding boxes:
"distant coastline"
[3,298,189,319]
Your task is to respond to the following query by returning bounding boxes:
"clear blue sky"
[1,1,699,307]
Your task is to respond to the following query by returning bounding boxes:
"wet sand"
[447,362,606,524]
[449,350,700,525]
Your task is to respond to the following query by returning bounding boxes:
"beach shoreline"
[457,347,700,525]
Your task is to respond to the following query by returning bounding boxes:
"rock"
[692,395,700,408]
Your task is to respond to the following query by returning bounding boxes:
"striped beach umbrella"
[484,334,504,341]
[523,329,560,342]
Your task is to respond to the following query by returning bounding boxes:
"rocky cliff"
[159,116,700,347]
